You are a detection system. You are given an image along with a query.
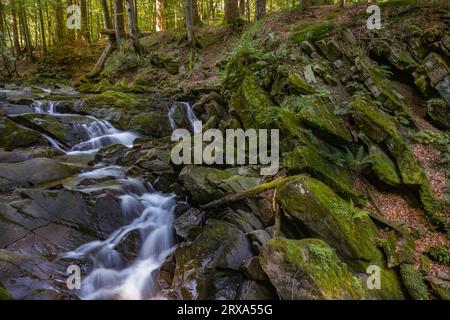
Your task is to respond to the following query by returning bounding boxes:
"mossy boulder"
[283,146,365,204]
[129,112,171,137]
[179,165,231,205]
[426,98,450,130]
[0,116,45,151]
[229,73,277,129]
[14,113,94,147]
[276,175,381,265]
[260,238,366,300]
[170,221,253,299]
[367,143,401,186]
[399,264,430,300]
[296,98,352,143]
[426,276,450,300]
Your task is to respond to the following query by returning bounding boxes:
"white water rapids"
[32,100,179,300]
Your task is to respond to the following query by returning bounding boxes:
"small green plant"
[427,245,450,266]
[329,146,373,172]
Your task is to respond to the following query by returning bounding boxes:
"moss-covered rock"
[276,175,381,265]
[427,245,450,266]
[179,165,231,205]
[260,238,366,300]
[129,112,171,137]
[400,264,430,300]
[367,143,401,186]
[426,276,450,300]
[170,221,253,299]
[283,146,365,204]
[0,116,45,151]
[0,281,12,300]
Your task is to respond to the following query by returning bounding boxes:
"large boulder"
[260,238,366,300]
[169,220,253,299]
[0,158,77,192]
[0,116,45,151]
[276,175,381,265]
[0,158,76,191]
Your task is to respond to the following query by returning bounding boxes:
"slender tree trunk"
[224,0,239,26]
[55,0,65,43]
[100,0,114,31]
[37,0,46,51]
[192,0,201,26]
[80,0,90,42]
[113,0,125,41]
[125,0,139,50]
[10,0,20,56]
[239,0,245,16]
[156,0,165,31]
[184,0,195,45]
[18,0,33,61]
[246,0,250,22]
[255,0,266,21]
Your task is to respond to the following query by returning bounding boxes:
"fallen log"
[200,177,289,209]
[89,41,115,77]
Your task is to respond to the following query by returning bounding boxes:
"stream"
[1,89,199,300]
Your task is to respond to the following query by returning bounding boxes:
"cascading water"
[32,99,178,300]
[168,101,202,134]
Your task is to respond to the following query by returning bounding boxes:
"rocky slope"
[0,2,449,300]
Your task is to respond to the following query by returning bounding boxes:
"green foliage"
[329,146,373,172]
[399,264,430,300]
[427,245,450,266]
[103,41,143,78]
[291,23,335,43]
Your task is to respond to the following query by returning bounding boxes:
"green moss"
[262,238,366,299]
[400,264,430,300]
[296,97,352,143]
[0,117,43,151]
[83,90,146,111]
[428,245,450,266]
[368,143,401,186]
[0,282,12,300]
[283,146,365,204]
[276,176,381,265]
[287,73,315,94]
[291,23,335,43]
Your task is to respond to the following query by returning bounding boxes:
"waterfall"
[30,98,177,300]
[168,101,201,134]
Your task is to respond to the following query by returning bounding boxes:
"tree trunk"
[113,0,125,41]
[18,0,33,61]
[55,0,65,43]
[125,0,139,50]
[10,0,20,56]
[192,0,201,26]
[239,0,245,16]
[255,0,266,21]
[246,0,250,22]
[184,0,195,46]
[156,0,165,31]
[80,0,90,42]
[36,0,46,52]
[224,0,239,26]
[100,0,114,31]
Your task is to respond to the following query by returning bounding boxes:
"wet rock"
[129,112,171,137]
[170,221,252,299]
[173,208,204,240]
[426,276,450,300]
[260,238,366,300]
[0,117,46,151]
[12,113,94,147]
[179,165,230,205]
[236,280,277,300]
[0,158,77,192]
[240,256,268,282]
